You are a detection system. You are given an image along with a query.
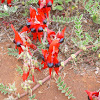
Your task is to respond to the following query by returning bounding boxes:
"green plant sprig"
[56,77,75,99]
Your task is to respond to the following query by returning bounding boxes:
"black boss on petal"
[41,55,45,61]
[59,38,64,43]
[26,22,31,28]
[55,62,61,67]
[43,19,47,24]
[47,44,50,48]
[47,63,54,68]
[38,27,43,32]
[88,96,90,100]
[13,39,16,44]
[47,1,52,7]
[38,1,40,6]
[16,42,21,47]
[31,28,36,33]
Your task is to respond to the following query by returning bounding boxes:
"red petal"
[11,24,23,44]
[54,67,59,75]
[1,0,5,3]
[42,62,48,69]
[18,47,23,54]
[49,68,52,76]
[47,53,53,63]
[92,91,99,97]
[35,67,41,72]
[30,7,36,18]
[15,45,17,49]
[22,71,29,81]
[30,44,37,50]
[32,32,37,42]
[32,75,35,82]
[21,26,29,33]
[7,0,12,6]
[53,55,58,64]
[38,32,43,43]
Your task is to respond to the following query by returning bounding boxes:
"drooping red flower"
[85,90,99,100]
[11,24,24,54]
[47,27,66,47]
[41,39,62,76]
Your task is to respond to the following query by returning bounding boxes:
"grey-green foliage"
[52,15,76,23]
[16,65,23,76]
[83,0,100,24]
[8,48,18,57]
[0,83,10,95]
[0,5,18,18]
[26,0,38,5]
[72,14,93,50]
[53,0,72,11]
[56,77,75,99]
[72,14,100,51]
[92,29,100,51]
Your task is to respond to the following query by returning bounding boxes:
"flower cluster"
[1,0,12,7]
[85,90,100,100]
[11,0,55,82]
[41,27,66,76]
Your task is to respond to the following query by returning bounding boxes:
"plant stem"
[15,45,94,100]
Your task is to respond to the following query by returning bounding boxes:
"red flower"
[85,90,99,100]
[21,7,47,43]
[41,38,62,76]
[38,0,54,18]
[11,24,23,54]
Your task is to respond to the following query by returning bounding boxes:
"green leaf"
[16,65,23,76]
[7,48,18,57]
[61,90,66,93]
[65,90,71,96]
[56,77,61,83]
[54,5,64,11]
[65,0,72,4]
[92,46,98,51]
[98,29,100,34]
[58,86,63,90]
[0,83,10,95]
[79,14,83,20]
[65,87,70,92]
[62,84,66,89]
[57,81,64,86]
